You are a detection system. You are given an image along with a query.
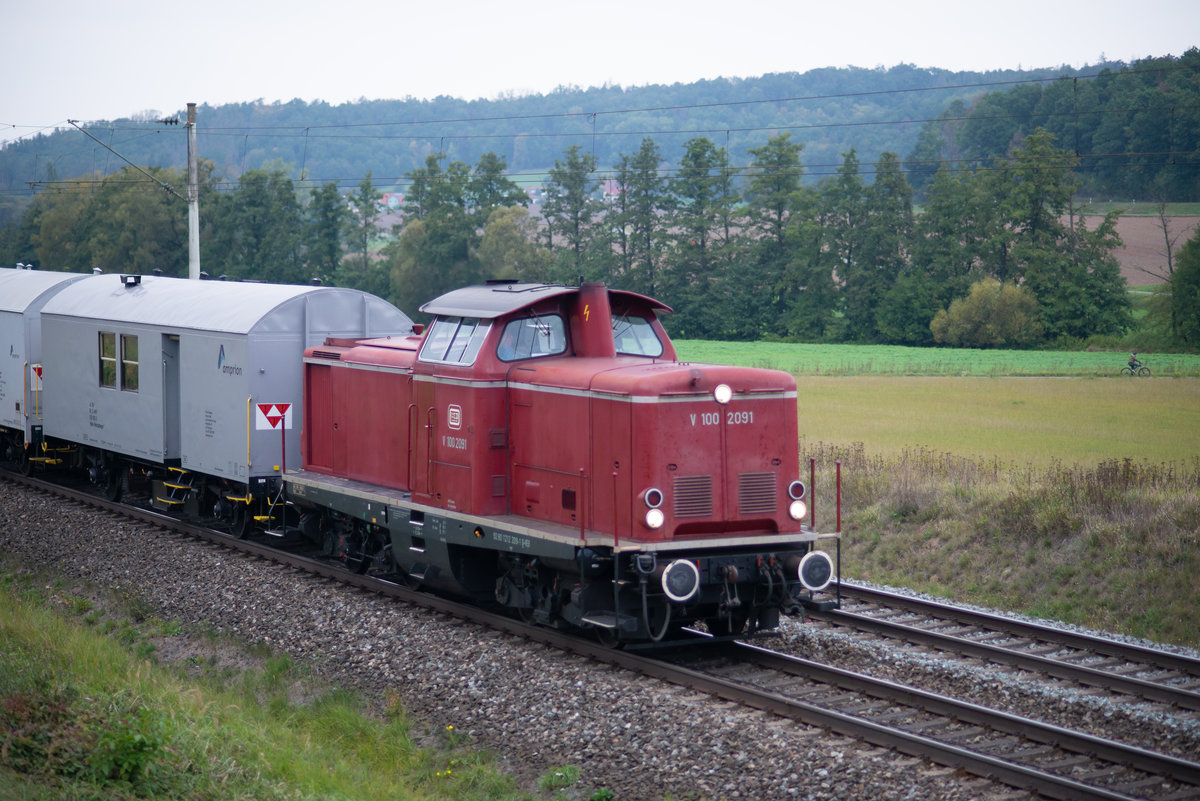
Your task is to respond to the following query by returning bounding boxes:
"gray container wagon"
[38,273,413,522]
[0,267,90,462]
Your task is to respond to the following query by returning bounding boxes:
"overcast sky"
[3,0,1197,142]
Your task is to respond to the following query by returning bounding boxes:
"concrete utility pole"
[187,102,200,280]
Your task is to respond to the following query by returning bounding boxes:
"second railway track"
[810,583,1200,713]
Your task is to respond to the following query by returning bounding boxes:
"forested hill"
[0,62,1115,198]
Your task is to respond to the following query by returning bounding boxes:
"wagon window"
[497,314,567,361]
[120,334,139,392]
[418,316,491,366]
[612,314,664,357]
[99,332,117,388]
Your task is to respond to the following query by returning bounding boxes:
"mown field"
[677,340,1200,646]
[675,340,1200,378]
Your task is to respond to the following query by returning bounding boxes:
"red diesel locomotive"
[286,281,838,642]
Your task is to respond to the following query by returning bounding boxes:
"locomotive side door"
[411,375,435,501]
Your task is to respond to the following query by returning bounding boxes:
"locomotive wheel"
[344,531,371,574]
[594,626,622,648]
[399,566,423,589]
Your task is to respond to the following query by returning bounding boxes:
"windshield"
[418,317,491,365]
[497,314,567,361]
[612,314,664,357]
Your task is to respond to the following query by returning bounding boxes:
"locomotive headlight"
[788,480,806,500]
[798,550,834,592]
[644,507,665,529]
[713,383,733,405]
[659,559,701,602]
[788,499,808,520]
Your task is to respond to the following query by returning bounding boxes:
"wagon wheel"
[102,462,125,502]
[229,503,253,539]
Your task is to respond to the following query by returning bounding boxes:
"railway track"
[664,640,1200,801]
[810,583,1200,713]
[6,469,1199,800]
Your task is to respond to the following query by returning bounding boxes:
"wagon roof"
[40,274,404,335]
[0,268,89,313]
[419,282,670,319]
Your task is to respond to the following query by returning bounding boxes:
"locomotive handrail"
[407,403,417,489]
[425,405,436,492]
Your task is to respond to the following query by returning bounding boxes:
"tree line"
[905,50,1200,202]
[2,128,1196,349]
[9,52,1197,214]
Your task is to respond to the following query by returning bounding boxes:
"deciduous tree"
[930,279,1043,347]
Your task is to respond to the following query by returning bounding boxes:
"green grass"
[0,574,618,801]
[792,376,1200,466]
[674,340,1200,377]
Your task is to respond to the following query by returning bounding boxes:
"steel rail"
[723,641,1200,788]
[815,583,1200,711]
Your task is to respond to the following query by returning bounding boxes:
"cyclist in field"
[1128,351,1142,371]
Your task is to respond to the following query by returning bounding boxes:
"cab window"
[496,315,567,361]
[612,314,664,357]
[418,317,491,365]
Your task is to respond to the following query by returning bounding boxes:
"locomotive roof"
[40,273,412,336]
[420,282,671,319]
[0,268,89,313]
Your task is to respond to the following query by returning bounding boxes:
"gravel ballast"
[6,480,1192,800]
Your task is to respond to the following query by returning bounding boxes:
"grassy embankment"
[677,341,1200,646]
[0,572,609,801]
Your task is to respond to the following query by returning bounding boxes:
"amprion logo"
[217,345,243,376]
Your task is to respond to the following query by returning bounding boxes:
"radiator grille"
[673,475,713,517]
[738,472,776,515]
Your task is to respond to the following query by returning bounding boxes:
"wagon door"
[161,334,181,459]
